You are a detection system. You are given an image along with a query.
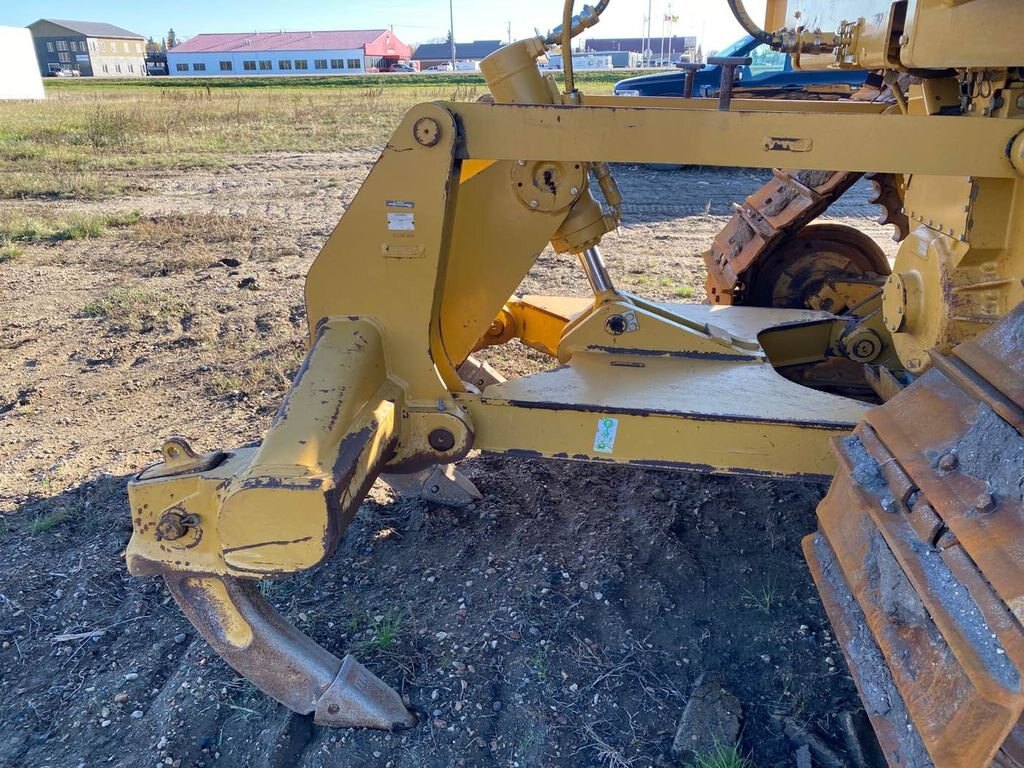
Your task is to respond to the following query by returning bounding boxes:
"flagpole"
[449,0,456,71]
[646,0,653,66]
[641,14,647,68]
[659,11,666,67]
[667,2,673,64]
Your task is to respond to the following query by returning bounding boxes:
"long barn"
[167,29,412,76]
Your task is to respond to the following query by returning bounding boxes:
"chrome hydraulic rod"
[580,246,614,294]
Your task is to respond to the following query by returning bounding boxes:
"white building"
[167,29,412,76]
[0,27,45,99]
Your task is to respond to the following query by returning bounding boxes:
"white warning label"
[387,212,415,231]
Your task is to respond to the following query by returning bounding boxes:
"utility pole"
[507,21,512,45]
[449,0,456,70]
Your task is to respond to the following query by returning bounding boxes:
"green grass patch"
[689,744,754,768]
[0,170,145,200]
[360,612,404,652]
[30,508,70,535]
[0,209,140,243]
[43,69,642,92]
[0,243,24,262]
[674,285,696,298]
[348,610,406,657]
[83,284,188,332]
[740,577,778,615]
[209,372,244,395]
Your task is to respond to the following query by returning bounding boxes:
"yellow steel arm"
[452,102,1024,178]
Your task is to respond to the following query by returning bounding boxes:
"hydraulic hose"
[726,0,771,45]
[543,0,611,93]
[563,0,575,93]
[544,0,610,45]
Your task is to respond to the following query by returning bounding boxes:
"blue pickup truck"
[614,34,868,99]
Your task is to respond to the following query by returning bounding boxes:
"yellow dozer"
[125,1,1024,764]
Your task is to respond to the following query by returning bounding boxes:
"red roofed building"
[167,29,412,76]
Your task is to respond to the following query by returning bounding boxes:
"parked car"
[425,63,453,72]
[614,34,867,99]
[388,62,417,73]
[48,67,80,77]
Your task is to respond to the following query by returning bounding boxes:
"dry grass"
[82,284,189,333]
[0,170,146,200]
[205,339,305,399]
[0,77,619,199]
[131,212,259,244]
[0,86,469,199]
[127,212,265,276]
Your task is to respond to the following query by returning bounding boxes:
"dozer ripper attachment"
[127,319,418,728]
[126,0,1024,746]
[806,304,1024,767]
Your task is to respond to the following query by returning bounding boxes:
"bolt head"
[156,510,188,541]
[937,453,958,472]
[529,200,539,208]
[974,492,996,513]
[604,315,628,336]
[412,117,441,147]
[428,428,456,452]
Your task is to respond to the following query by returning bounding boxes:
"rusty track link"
[703,170,906,306]
[805,304,1024,767]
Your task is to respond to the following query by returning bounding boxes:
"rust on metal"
[156,509,199,542]
[805,304,1024,767]
[703,169,873,306]
[706,55,752,111]
[167,574,416,729]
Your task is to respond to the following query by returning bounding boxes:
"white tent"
[0,26,45,100]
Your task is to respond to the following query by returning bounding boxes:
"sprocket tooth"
[866,172,909,243]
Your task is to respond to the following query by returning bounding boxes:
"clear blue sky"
[7,1,765,51]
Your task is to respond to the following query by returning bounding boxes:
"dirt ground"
[0,153,898,767]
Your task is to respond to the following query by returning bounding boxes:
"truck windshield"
[714,35,755,58]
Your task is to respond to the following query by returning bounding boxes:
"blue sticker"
[593,417,618,454]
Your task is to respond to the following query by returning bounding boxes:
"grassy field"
[0,73,627,201]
